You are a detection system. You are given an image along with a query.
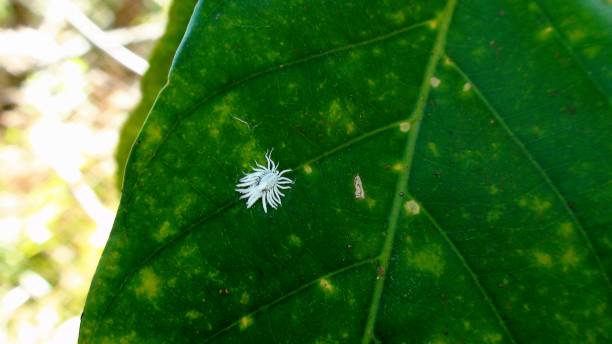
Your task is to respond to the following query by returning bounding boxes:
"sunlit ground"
[0,0,170,342]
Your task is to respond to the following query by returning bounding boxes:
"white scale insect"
[235,149,294,213]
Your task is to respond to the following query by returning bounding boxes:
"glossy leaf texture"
[115,0,198,188]
[81,0,612,343]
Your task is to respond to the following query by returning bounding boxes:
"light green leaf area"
[81,0,612,343]
[115,0,198,188]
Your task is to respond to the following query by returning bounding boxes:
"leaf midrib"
[360,1,457,342]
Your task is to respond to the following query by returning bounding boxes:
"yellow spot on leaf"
[328,100,342,121]
[518,195,551,215]
[392,162,404,172]
[389,10,406,24]
[482,332,503,344]
[567,29,586,43]
[462,82,472,92]
[562,248,579,269]
[239,315,253,330]
[146,124,162,142]
[319,278,335,294]
[288,234,303,247]
[240,291,250,305]
[558,222,574,237]
[489,184,499,195]
[427,142,439,157]
[399,121,411,132]
[134,267,160,299]
[533,251,552,268]
[186,310,202,320]
[304,165,313,174]
[537,26,553,40]
[213,102,232,117]
[153,221,176,242]
[346,121,355,134]
[209,127,220,138]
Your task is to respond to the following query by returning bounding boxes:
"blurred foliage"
[0,0,171,343]
[115,0,198,189]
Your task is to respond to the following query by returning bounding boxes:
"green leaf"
[115,0,198,188]
[82,0,612,342]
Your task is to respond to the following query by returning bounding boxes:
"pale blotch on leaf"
[561,247,580,270]
[153,221,176,242]
[427,142,439,157]
[537,26,553,40]
[567,29,586,43]
[389,10,406,24]
[430,76,441,88]
[186,310,203,320]
[517,195,551,215]
[288,234,303,248]
[533,251,553,268]
[482,332,503,344]
[399,121,411,132]
[462,82,472,92]
[346,121,355,134]
[134,267,160,299]
[488,184,499,195]
[392,162,405,172]
[303,165,313,174]
[209,127,220,138]
[145,123,163,143]
[404,200,421,216]
[583,45,601,59]
[406,244,445,277]
[558,222,574,237]
[240,291,250,305]
[328,99,343,121]
[239,315,253,331]
[319,278,335,294]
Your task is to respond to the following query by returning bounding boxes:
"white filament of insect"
[235,149,293,213]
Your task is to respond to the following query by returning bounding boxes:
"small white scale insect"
[235,149,294,213]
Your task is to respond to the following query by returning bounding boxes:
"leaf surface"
[81,0,612,343]
[115,0,198,187]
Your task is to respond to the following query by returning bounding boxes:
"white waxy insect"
[235,149,294,213]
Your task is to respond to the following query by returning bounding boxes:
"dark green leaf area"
[81,0,612,343]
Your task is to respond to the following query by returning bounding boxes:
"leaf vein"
[202,258,376,342]
[447,57,611,288]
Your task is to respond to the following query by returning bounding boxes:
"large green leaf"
[115,0,198,188]
[82,0,612,342]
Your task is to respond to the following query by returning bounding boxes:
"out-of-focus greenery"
[0,1,170,342]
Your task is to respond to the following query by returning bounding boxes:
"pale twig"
[54,0,149,75]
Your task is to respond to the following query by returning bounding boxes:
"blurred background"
[0,0,171,342]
